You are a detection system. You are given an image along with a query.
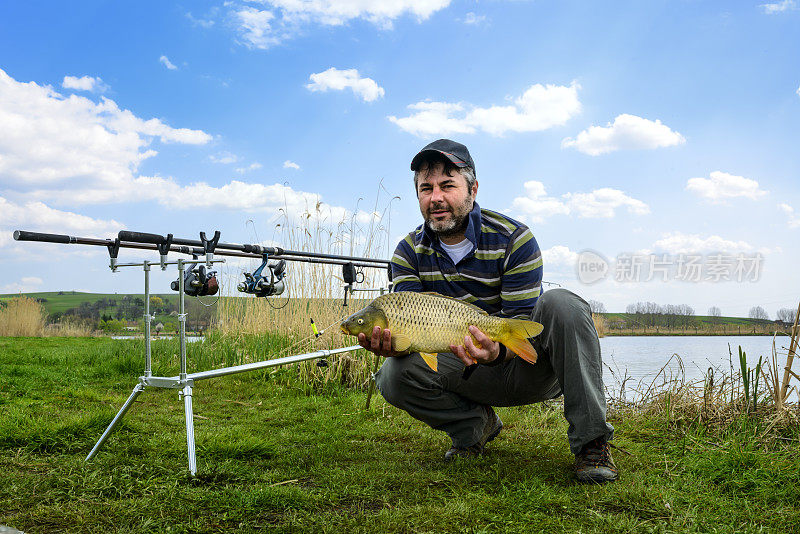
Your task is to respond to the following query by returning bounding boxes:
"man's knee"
[534,288,592,327]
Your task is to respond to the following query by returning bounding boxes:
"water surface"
[599,335,795,401]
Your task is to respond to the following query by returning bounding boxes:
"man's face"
[416,163,477,242]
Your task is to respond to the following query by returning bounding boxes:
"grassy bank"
[1,336,799,533]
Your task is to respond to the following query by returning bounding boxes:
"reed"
[0,296,46,336]
[214,190,393,388]
[605,341,800,444]
[592,313,606,338]
[738,346,762,413]
[44,317,96,337]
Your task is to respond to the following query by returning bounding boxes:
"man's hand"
[450,325,501,367]
[358,326,404,358]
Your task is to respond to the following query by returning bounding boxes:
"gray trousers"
[374,288,614,455]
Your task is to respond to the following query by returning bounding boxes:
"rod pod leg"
[85,383,145,462]
[181,384,197,476]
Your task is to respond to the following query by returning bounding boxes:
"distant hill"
[0,291,179,315]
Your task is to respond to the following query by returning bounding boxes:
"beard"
[424,196,473,240]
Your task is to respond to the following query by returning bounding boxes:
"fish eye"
[357,318,364,325]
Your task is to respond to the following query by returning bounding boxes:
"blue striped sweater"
[390,202,543,319]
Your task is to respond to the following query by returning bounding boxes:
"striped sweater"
[391,202,543,319]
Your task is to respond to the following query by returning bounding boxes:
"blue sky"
[1,0,798,317]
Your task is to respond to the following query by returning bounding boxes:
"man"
[358,139,617,483]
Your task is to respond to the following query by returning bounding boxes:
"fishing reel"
[238,255,287,297]
[171,262,219,297]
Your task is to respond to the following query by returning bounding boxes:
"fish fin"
[392,333,412,352]
[499,319,544,365]
[419,352,438,372]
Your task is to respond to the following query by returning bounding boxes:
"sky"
[0,0,798,317]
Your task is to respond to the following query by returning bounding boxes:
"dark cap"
[410,139,475,175]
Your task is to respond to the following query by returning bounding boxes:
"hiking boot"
[575,437,619,483]
[444,406,503,461]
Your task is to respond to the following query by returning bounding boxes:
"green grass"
[1,337,799,533]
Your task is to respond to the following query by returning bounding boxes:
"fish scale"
[381,293,487,350]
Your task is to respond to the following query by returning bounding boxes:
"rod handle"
[118,231,165,245]
[13,230,71,244]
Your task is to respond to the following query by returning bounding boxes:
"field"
[1,336,799,533]
[601,313,786,336]
[0,291,178,316]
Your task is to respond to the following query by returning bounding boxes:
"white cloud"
[306,68,385,102]
[0,69,375,232]
[283,160,300,170]
[0,68,211,195]
[561,114,685,155]
[210,151,238,164]
[235,162,263,173]
[0,277,45,293]
[231,0,452,47]
[651,232,755,254]
[685,171,767,201]
[233,7,281,49]
[159,55,178,70]
[463,12,486,25]
[389,82,581,137]
[542,245,578,267]
[388,102,475,137]
[509,181,571,223]
[796,85,800,97]
[760,1,796,14]
[0,197,125,247]
[270,0,451,26]
[62,75,107,93]
[779,203,800,228]
[510,180,649,222]
[186,11,215,28]
[564,188,650,218]
[115,179,369,226]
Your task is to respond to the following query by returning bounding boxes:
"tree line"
[588,300,797,328]
[623,301,696,328]
[51,295,179,323]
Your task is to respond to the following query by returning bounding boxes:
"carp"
[340,291,543,372]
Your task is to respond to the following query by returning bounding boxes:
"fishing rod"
[14,229,390,301]
[12,230,388,269]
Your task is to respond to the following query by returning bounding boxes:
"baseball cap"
[410,139,475,175]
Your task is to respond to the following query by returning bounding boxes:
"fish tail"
[499,319,544,365]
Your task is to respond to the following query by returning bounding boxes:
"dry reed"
[604,329,800,443]
[0,296,46,336]
[592,313,606,338]
[44,317,95,337]
[215,190,394,388]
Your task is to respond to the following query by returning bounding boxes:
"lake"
[599,335,796,402]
